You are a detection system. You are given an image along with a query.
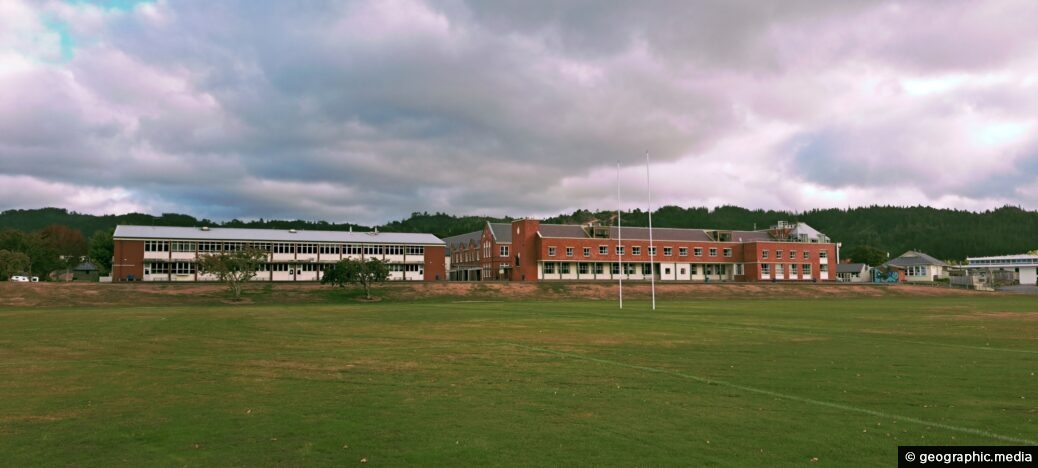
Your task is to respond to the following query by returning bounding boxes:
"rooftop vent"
[201,226,210,231]
[289,229,297,234]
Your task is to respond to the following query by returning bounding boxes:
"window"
[272,243,292,254]
[723,248,732,258]
[199,241,222,252]
[345,244,363,255]
[548,247,557,257]
[709,248,718,257]
[820,264,828,272]
[616,246,625,255]
[680,268,686,275]
[566,247,574,257]
[144,241,169,252]
[560,263,570,274]
[149,262,169,274]
[648,247,657,256]
[642,263,652,274]
[363,245,382,255]
[788,250,796,259]
[172,262,195,275]
[679,247,688,257]
[171,241,195,252]
[735,264,743,275]
[694,247,703,257]
[690,264,698,274]
[632,246,641,256]
[776,250,783,259]
[544,262,555,274]
[819,251,828,259]
[705,265,713,275]
[762,264,770,275]
[579,263,589,274]
[803,264,811,275]
[406,246,424,255]
[594,264,604,274]
[583,247,591,257]
[624,264,636,274]
[599,245,609,255]
[500,246,509,257]
[761,249,769,259]
[776,264,784,275]
[383,245,405,256]
[297,244,317,254]
[663,247,672,257]
[665,268,671,275]
[319,244,340,255]
[790,264,798,275]
[803,251,810,259]
[611,263,620,274]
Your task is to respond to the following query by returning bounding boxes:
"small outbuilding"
[73,261,100,282]
[836,263,870,282]
[883,251,949,283]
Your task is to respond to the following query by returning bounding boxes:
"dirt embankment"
[0,280,990,308]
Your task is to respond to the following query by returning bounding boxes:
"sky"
[2,0,1037,225]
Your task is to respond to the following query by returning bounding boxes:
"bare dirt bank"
[0,280,990,308]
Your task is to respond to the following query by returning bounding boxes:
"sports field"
[0,288,1035,466]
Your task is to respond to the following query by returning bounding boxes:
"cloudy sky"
[2,0,1037,225]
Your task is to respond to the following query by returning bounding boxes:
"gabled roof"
[74,261,99,272]
[884,251,948,268]
[442,230,483,251]
[488,223,512,243]
[836,263,868,274]
[114,225,443,245]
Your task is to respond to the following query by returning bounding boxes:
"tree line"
[2,204,1037,278]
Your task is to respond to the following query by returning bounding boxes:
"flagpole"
[617,162,623,310]
[646,152,656,310]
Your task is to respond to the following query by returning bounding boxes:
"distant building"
[836,263,870,282]
[444,219,839,282]
[964,254,1038,286]
[883,251,950,282]
[112,225,445,282]
[73,261,100,282]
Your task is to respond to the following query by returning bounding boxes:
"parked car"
[10,276,29,282]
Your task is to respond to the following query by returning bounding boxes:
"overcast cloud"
[2,0,1037,225]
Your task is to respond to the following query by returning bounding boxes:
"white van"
[9,276,29,282]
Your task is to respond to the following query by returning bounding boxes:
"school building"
[112,225,446,282]
[444,219,839,282]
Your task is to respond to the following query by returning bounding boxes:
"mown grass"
[0,296,1035,466]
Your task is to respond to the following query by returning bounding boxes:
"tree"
[89,230,114,275]
[0,250,31,280]
[321,258,390,299]
[196,248,268,301]
[844,245,889,266]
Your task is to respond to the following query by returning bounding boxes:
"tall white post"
[646,152,656,310]
[617,162,623,310]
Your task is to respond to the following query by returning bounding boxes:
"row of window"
[760,249,827,260]
[547,245,735,258]
[759,264,828,275]
[541,262,741,276]
[145,241,424,255]
[146,262,424,274]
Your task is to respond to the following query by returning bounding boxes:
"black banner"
[899,446,1037,467]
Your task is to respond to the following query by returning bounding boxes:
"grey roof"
[74,261,99,272]
[837,263,868,274]
[730,230,772,242]
[536,224,715,242]
[114,225,444,245]
[442,230,483,251]
[884,251,948,268]
[488,223,512,243]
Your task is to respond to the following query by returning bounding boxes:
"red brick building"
[445,219,839,282]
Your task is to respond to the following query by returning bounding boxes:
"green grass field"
[1,294,1035,466]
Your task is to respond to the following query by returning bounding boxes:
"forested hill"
[2,205,1036,261]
